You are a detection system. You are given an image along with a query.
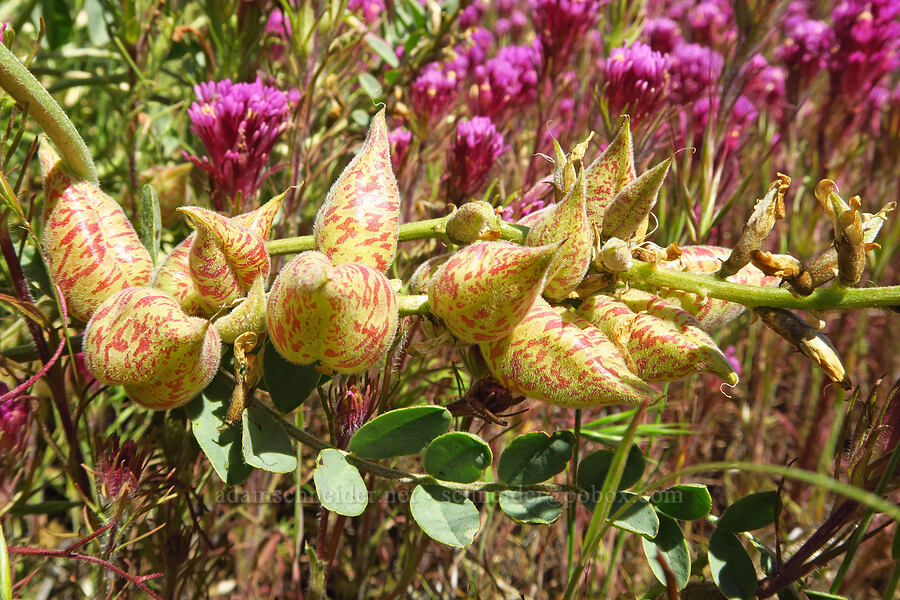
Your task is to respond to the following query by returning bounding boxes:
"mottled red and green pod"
[601,157,672,242]
[578,292,738,384]
[314,109,400,272]
[83,287,221,409]
[517,204,552,229]
[214,276,268,344]
[178,206,270,314]
[584,115,635,227]
[525,174,592,301]
[154,194,283,314]
[140,163,194,227]
[267,251,399,373]
[480,297,658,407]
[657,245,778,331]
[428,241,561,343]
[409,255,451,339]
[39,141,153,322]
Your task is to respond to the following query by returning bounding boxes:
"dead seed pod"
[754,306,851,390]
[718,174,789,278]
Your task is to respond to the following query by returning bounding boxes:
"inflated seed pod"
[154,193,284,314]
[445,201,502,245]
[525,171,592,301]
[657,245,779,331]
[213,276,267,344]
[601,157,672,242]
[428,241,562,343]
[517,204,552,229]
[140,163,194,228]
[267,251,398,373]
[178,206,270,314]
[480,297,658,407]
[584,115,636,227]
[83,287,222,409]
[578,292,738,384]
[314,109,400,272]
[408,255,452,339]
[39,141,153,322]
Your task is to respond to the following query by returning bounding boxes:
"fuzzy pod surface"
[314,109,400,272]
[267,251,399,373]
[428,241,561,343]
[40,142,153,322]
[480,297,658,407]
[83,287,221,409]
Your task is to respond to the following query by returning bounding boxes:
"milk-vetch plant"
[4,15,900,598]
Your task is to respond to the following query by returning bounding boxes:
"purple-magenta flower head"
[686,94,758,153]
[741,54,787,117]
[411,62,459,126]
[389,126,412,173]
[686,0,736,48]
[186,77,294,213]
[446,116,508,205]
[531,0,606,71]
[348,0,386,25]
[0,385,28,455]
[460,0,488,29]
[775,17,833,90]
[643,17,682,53]
[828,0,900,103]
[468,43,541,120]
[601,41,671,123]
[669,42,723,105]
[266,9,292,61]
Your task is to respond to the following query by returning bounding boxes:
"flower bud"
[584,115,636,227]
[578,292,738,384]
[601,156,672,242]
[525,172,592,301]
[154,194,283,314]
[83,287,222,409]
[267,251,399,373]
[40,141,153,322]
[598,237,633,273]
[314,109,401,272]
[214,276,268,344]
[178,206,270,314]
[428,241,562,343]
[445,201,502,245]
[480,297,658,407]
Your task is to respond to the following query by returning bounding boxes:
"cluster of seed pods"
[44,108,889,412]
[48,109,404,409]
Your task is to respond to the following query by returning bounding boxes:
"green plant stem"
[0,44,97,182]
[266,215,529,256]
[566,409,582,580]
[621,260,900,310]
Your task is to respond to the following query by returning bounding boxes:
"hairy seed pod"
[579,292,738,384]
[719,174,789,278]
[178,206,270,314]
[154,193,283,314]
[601,157,672,242]
[83,287,222,409]
[755,307,851,390]
[267,251,398,373]
[314,109,401,272]
[39,141,153,322]
[139,163,194,228]
[653,245,778,330]
[428,241,562,343]
[409,255,452,340]
[584,115,636,227]
[214,276,268,344]
[480,297,658,407]
[525,172,592,301]
[445,201,502,245]
[517,204,552,229]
